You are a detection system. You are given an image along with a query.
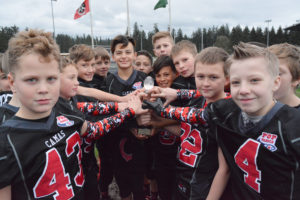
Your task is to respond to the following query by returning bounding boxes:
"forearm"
[0,185,11,200]
[177,89,201,100]
[77,86,123,102]
[163,123,181,136]
[206,148,230,200]
[77,102,118,115]
[160,106,207,124]
[82,108,135,139]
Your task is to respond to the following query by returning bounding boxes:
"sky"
[1,0,300,39]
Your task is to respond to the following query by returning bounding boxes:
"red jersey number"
[178,122,203,167]
[234,139,261,193]
[33,149,74,200]
[34,132,84,199]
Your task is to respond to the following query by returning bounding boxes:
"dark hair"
[111,35,136,54]
[153,56,176,75]
[137,50,153,65]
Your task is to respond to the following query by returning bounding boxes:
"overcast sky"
[1,0,300,39]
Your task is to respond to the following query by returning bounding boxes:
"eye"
[250,78,260,83]
[0,75,7,80]
[231,80,240,85]
[25,78,37,83]
[48,76,57,82]
[183,58,188,62]
[210,76,218,80]
[197,75,204,79]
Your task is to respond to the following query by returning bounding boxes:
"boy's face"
[195,62,227,103]
[172,50,195,78]
[0,71,11,92]
[9,53,60,119]
[112,43,136,70]
[135,55,152,74]
[153,37,173,57]
[95,57,110,77]
[230,57,280,116]
[155,66,177,88]
[76,58,96,81]
[60,64,79,100]
[274,59,298,102]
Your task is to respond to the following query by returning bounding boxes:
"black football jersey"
[0,103,18,124]
[0,103,85,200]
[0,91,12,106]
[91,72,111,91]
[207,99,300,200]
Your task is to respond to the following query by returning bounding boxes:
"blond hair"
[195,47,229,76]
[8,29,60,73]
[268,43,300,81]
[94,46,110,61]
[171,40,197,59]
[152,31,174,45]
[69,44,95,64]
[226,42,279,77]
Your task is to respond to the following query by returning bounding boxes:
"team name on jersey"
[122,90,133,96]
[45,130,66,148]
[257,132,278,152]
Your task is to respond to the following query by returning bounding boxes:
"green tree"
[214,35,232,53]
[0,25,19,52]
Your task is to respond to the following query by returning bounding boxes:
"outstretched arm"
[77,86,126,102]
[76,102,118,115]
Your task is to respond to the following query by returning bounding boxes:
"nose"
[239,81,250,94]
[203,77,210,86]
[75,79,79,86]
[38,81,49,94]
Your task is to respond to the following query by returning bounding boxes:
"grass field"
[296,88,300,97]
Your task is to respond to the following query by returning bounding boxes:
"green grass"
[296,88,300,97]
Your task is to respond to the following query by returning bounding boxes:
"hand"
[136,112,152,126]
[142,98,164,115]
[149,87,177,106]
[117,102,128,112]
[127,95,148,115]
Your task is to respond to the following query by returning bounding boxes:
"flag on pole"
[154,0,168,10]
[74,0,90,20]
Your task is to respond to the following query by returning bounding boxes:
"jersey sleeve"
[82,108,135,140]
[177,89,202,100]
[160,105,208,125]
[0,132,19,188]
[76,102,118,116]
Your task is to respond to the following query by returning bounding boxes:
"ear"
[272,75,281,92]
[7,73,16,93]
[291,78,300,89]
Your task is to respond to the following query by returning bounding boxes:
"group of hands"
[117,86,178,140]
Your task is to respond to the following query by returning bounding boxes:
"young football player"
[152,31,174,57]
[146,42,300,200]
[0,29,145,200]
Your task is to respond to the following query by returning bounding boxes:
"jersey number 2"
[178,123,202,167]
[234,139,261,193]
[33,132,83,200]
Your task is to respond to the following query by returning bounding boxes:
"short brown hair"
[60,56,76,71]
[171,40,197,59]
[8,29,60,73]
[94,46,110,61]
[69,44,95,64]
[268,43,300,81]
[1,50,9,75]
[152,31,174,45]
[111,35,135,54]
[195,47,229,76]
[226,42,279,77]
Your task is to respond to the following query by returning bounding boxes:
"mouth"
[36,99,50,105]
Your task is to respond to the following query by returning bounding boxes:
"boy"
[153,47,230,200]
[134,50,153,75]
[0,29,145,200]
[92,46,111,91]
[171,40,197,90]
[0,51,12,106]
[268,43,300,108]
[152,31,174,57]
[147,43,300,199]
[105,35,148,200]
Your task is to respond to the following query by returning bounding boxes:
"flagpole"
[50,0,56,40]
[89,0,95,48]
[168,0,171,33]
[126,0,131,36]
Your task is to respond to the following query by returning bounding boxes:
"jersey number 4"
[33,132,83,200]
[178,123,203,167]
[234,139,261,193]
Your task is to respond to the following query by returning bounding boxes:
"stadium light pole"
[50,0,57,40]
[140,25,143,50]
[265,19,272,47]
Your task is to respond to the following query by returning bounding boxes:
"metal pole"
[50,0,56,40]
[201,28,204,50]
[126,0,130,36]
[140,25,143,50]
[265,19,271,47]
[89,0,94,48]
[168,0,171,33]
